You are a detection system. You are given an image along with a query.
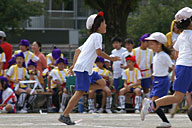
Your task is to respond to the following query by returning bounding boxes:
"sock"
[106,96,112,109]
[155,108,169,123]
[135,96,142,110]
[18,93,27,107]
[153,101,156,108]
[88,99,95,110]
[60,93,69,110]
[119,95,125,109]
[144,93,150,98]
[28,95,37,105]
[48,96,52,109]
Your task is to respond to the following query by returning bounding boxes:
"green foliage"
[0,0,43,31]
[127,0,192,45]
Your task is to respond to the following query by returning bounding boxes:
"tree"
[127,0,192,45]
[84,0,141,53]
[0,0,43,31]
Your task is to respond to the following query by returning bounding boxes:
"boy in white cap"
[58,11,120,125]
[141,32,174,128]
[141,7,192,124]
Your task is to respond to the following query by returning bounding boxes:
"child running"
[141,7,192,124]
[142,32,174,128]
[58,11,120,125]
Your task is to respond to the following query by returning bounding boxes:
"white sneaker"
[88,109,94,113]
[18,108,28,113]
[141,98,151,121]
[156,122,171,128]
[135,109,140,114]
[105,109,112,114]
[97,108,104,113]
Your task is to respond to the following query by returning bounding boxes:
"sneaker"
[116,109,126,113]
[141,98,151,121]
[97,108,104,113]
[88,109,94,113]
[17,108,28,113]
[105,109,112,114]
[135,109,140,114]
[156,122,171,128]
[58,115,75,125]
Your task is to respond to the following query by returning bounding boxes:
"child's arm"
[47,75,52,92]
[96,48,120,61]
[128,79,141,88]
[6,75,19,84]
[100,75,109,80]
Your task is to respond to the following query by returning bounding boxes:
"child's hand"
[68,65,74,76]
[111,56,121,61]
[14,80,19,84]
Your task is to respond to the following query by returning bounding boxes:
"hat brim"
[144,37,156,41]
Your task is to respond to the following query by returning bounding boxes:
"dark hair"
[90,15,104,34]
[35,41,42,52]
[111,36,122,43]
[0,80,8,90]
[154,41,171,55]
[162,44,171,55]
[175,16,192,30]
[0,36,6,41]
[124,38,134,45]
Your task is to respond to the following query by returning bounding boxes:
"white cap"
[145,32,167,44]
[104,59,110,62]
[175,7,192,22]
[0,31,6,37]
[86,14,97,30]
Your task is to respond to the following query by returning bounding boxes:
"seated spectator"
[47,58,69,112]
[32,41,47,75]
[88,56,112,114]
[13,39,40,68]
[7,53,36,113]
[0,76,17,113]
[119,55,142,113]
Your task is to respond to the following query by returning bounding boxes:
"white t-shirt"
[122,68,142,87]
[14,50,39,68]
[152,51,173,76]
[174,30,192,66]
[121,50,133,66]
[7,65,28,80]
[0,52,6,63]
[73,33,102,75]
[133,47,153,78]
[93,67,110,77]
[111,47,127,78]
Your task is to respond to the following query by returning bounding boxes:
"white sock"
[135,96,142,110]
[60,93,69,110]
[119,95,125,109]
[106,96,112,109]
[88,99,95,110]
[144,93,150,98]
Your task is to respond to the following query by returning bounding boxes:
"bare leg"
[89,79,106,91]
[101,91,106,109]
[154,91,185,111]
[63,91,84,116]
[186,91,192,110]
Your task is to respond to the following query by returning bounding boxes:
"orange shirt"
[34,52,47,75]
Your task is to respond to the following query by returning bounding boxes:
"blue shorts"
[129,87,141,93]
[90,71,102,84]
[114,77,123,90]
[75,71,102,92]
[173,65,192,94]
[141,77,152,89]
[150,76,170,98]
